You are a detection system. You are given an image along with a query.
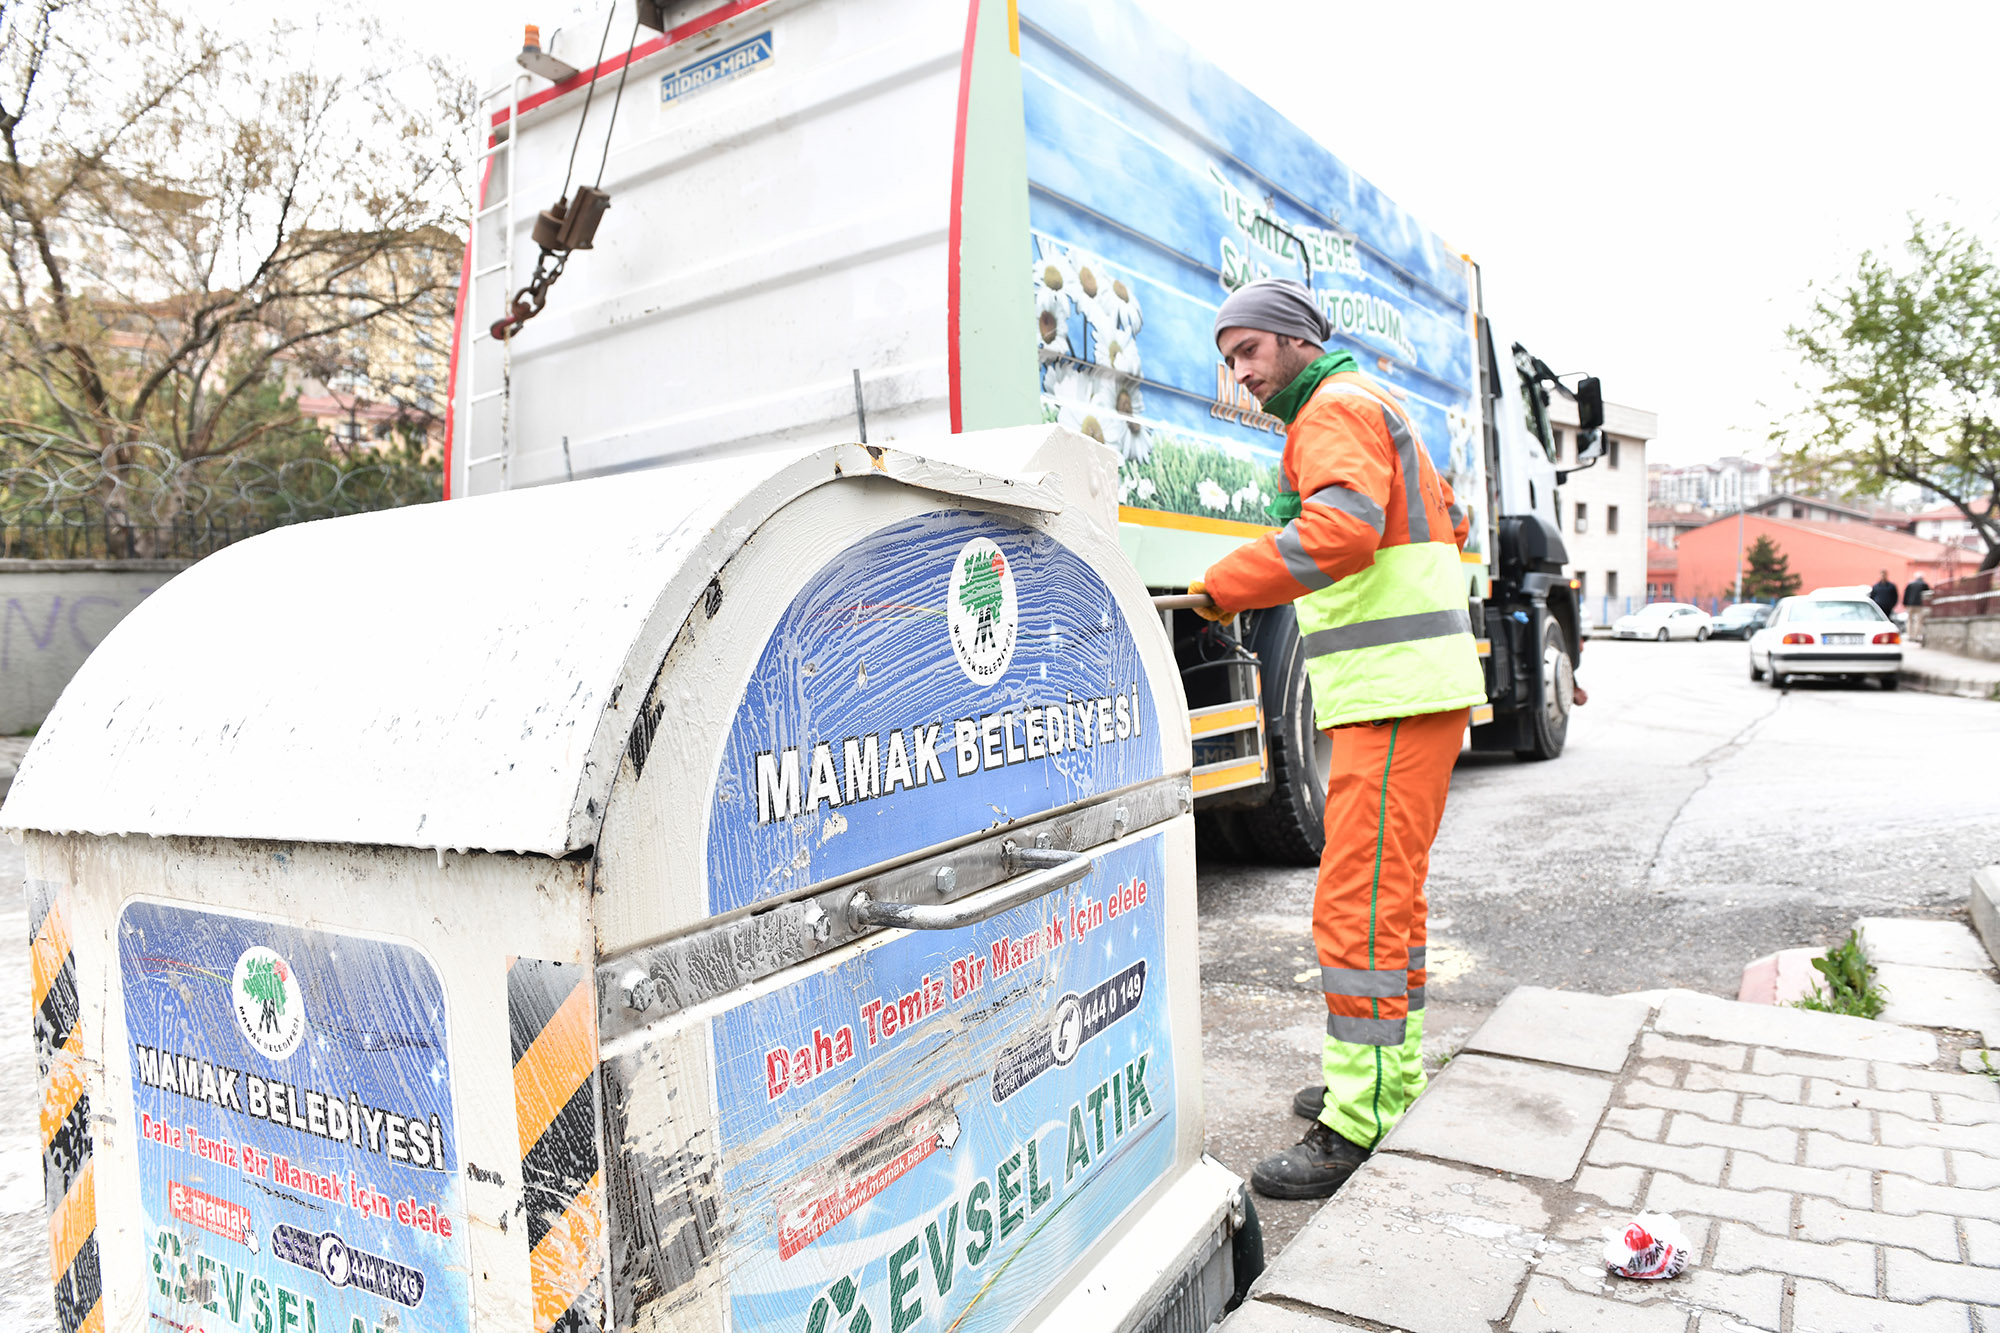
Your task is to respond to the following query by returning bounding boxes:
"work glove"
[1188,580,1235,626]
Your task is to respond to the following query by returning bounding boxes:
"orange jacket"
[1203,373,1468,612]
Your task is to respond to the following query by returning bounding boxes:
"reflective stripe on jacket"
[1202,371,1486,728]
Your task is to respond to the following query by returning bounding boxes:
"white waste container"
[5,425,1248,1333]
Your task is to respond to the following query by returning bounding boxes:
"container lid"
[2,429,1094,856]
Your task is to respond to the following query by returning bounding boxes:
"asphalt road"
[1198,636,2000,1252]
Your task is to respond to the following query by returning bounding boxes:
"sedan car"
[1612,602,1715,641]
[1748,596,1903,688]
[1708,602,1774,640]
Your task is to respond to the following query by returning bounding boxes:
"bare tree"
[0,0,471,479]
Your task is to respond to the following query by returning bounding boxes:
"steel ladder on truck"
[461,74,529,495]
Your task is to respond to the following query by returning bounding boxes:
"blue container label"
[714,833,1175,1333]
[117,901,468,1333]
[705,509,1162,915]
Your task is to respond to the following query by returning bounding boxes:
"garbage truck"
[449,0,1604,870]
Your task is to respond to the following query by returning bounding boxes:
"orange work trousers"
[1314,706,1465,1149]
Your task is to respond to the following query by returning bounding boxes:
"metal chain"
[490,247,570,341]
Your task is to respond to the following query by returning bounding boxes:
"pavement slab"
[1871,961,2000,1038]
[1245,1153,1549,1333]
[1458,986,1652,1073]
[1224,985,1998,1333]
[1379,1052,1613,1180]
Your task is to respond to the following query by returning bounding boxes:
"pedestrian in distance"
[1184,279,1485,1200]
[1869,570,1898,619]
[1903,572,1929,642]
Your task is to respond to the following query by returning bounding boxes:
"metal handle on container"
[847,850,1090,932]
[1151,593,1215,610]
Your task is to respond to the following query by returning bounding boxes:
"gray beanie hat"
[1213,278,1331,348]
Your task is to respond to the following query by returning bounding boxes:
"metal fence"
[1594,594,1736,625]
[0,441,441,562]
[1930,568,2000,620]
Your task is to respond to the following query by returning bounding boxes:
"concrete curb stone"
[1653,988,1939,1064]
[1971,865,2000,971]
[1898,664,2000,700]
[1857,916,1994,970]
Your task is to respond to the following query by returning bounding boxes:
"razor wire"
[0,435,442,561]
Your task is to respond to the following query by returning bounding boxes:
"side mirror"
[1576,376,1604,432]
[1573,428,1607,464]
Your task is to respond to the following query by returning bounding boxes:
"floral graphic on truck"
[1034,236,1281,521]
[1033,237,1147,463]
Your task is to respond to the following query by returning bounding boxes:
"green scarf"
[1260,350,1357,522]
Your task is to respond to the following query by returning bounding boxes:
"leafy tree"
[1741,534,1801,601]
[1780,217,2000,571]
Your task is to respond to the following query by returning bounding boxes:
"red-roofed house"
[1675,515,1983,604]
[1908,498,1991,550]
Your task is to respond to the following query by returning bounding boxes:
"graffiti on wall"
[1,591,154,671]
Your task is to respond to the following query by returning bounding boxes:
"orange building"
[1646,541,1678,601]
[1674,515,1982,604]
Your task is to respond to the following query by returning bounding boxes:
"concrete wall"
[1925,615,2000,662]
[0,560,188,734]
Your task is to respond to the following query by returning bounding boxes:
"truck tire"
[1194,807,1251,862]
[1516,613,1573,761]
[1234,606,1330,866]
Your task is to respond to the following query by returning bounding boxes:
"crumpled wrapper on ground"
[1602,1211,1691,1279]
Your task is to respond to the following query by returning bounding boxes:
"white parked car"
[1748,596,1903,688]
[1612,602,1715,642]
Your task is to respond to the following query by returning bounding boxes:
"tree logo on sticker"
[231,945,307,1060]
[947,537,1019,687]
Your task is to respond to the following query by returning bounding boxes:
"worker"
[1188,279,1485,1199]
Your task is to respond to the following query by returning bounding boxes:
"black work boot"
[1250,1121,1371,1200]
[1291,1084,1327,1120]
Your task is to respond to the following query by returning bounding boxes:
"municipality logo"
[947,538,1018,686]
[232,945,306,1060]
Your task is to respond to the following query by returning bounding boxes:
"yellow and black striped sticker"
[510,957,606,1333]
[30,881,101,1333]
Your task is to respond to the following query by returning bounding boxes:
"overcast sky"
[350,0,2000,465]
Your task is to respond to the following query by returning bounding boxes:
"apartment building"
[1550,394,1657,624]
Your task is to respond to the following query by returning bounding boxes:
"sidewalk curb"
[1896,666,2000,700]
